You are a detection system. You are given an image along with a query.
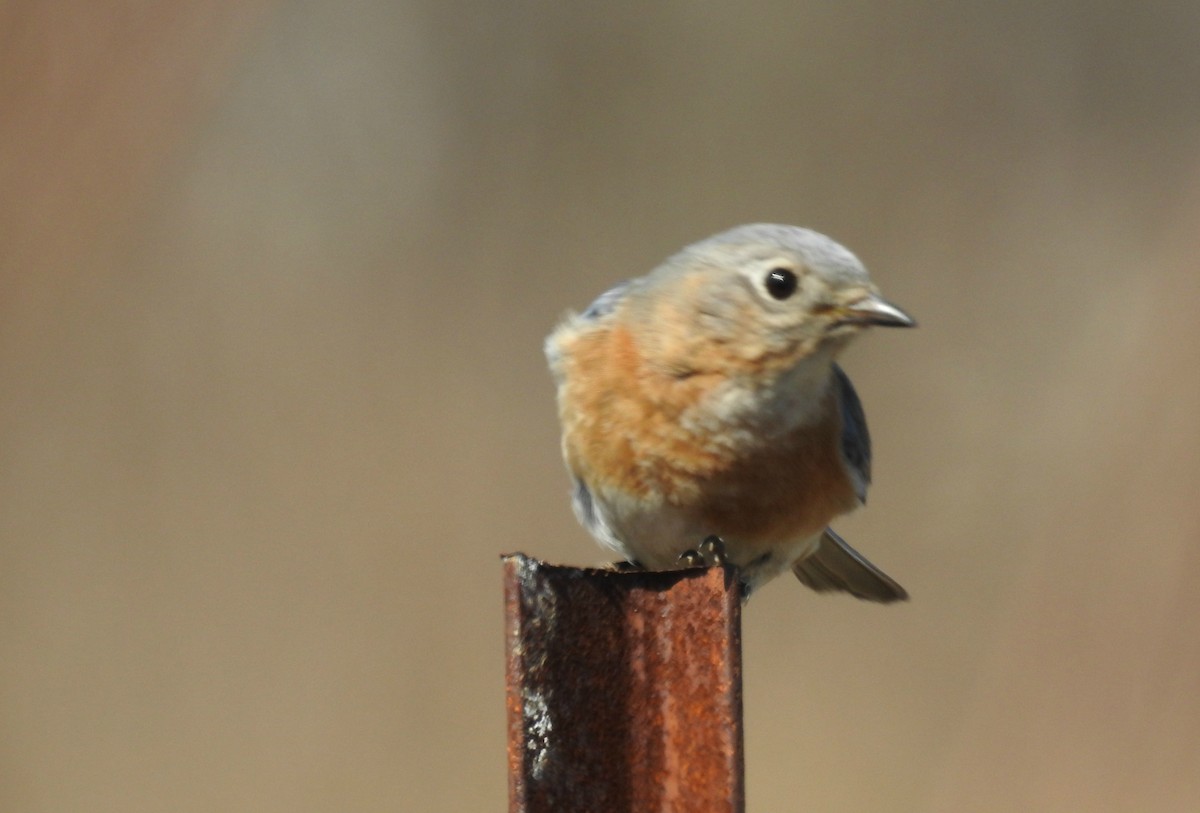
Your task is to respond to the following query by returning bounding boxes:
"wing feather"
[832,363,871,503]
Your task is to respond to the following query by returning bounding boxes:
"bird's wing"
[792,367,908,601]
[832,363,871,503]
[580,279,633,320]
[570,477,630,558]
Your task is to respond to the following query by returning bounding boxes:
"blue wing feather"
[832,364,872,503]
[581,279,633,320]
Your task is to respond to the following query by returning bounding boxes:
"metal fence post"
[503,553,745,813]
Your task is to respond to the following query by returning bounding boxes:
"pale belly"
[594,489,827,591]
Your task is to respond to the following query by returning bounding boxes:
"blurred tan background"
[3,2,1200,810]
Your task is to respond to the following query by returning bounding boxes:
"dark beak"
[840,294,916,328]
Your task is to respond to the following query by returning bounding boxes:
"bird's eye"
[765,268,798,300]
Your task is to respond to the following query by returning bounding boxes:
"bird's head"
[631,224,915,379]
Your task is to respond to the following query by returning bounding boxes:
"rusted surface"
[503,553,744,813]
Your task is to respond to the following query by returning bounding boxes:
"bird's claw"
[678,535,730,568]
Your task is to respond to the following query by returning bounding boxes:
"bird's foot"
[612,559,643,572]
[677,535,730,568]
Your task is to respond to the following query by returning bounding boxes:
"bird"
[545,224,914,601]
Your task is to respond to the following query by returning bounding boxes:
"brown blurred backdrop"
[3,2,1200,811]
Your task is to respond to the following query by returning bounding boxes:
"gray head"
[677,224,872,288]
[624,224,914,377]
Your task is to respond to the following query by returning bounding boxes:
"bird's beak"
[838,294,916,328]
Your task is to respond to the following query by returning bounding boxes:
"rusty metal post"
[503,553,744,813]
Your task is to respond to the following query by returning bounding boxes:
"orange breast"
[557,321,858,544]
[695,403,859,544]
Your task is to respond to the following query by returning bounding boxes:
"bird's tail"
[792,528,908,603]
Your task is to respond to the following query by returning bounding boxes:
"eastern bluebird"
[545,224,915,601]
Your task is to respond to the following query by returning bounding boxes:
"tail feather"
[792,528,908,603]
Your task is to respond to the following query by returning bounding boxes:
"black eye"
[765,268,797,300]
